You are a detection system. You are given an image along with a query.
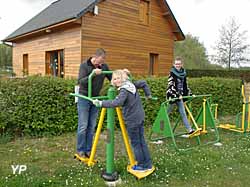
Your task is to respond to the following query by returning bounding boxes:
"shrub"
[187,69,250,82]
[142,77,242,127]
[0,76,77,136]
[0,76,242,135]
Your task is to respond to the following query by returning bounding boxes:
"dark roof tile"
[4,0,98,40]
[3,0,184,41]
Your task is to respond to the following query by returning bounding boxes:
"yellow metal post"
[116,108,136,166]
[248,97,250,130]
[201,98,207,133]
[242,84,245,98]
[214,104,218,120]
[203,99,206,130]
[242,98,246,131]
[184,104,200,130]
[241,84,246,131]
[88,108,106,166]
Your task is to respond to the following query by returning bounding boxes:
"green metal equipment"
[72,70,119,181]
[218,81,250,134]
[71,70,157,180]
[149,95,220,151]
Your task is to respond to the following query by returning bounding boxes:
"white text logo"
[11,165,27,174]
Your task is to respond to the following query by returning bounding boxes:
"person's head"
[173,57,183,70]
[111,69,128,87]
[92,48,106,67]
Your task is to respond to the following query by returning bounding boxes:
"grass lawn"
[1,128,250,187]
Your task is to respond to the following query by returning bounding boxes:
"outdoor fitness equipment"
[218,81,250,133]
[149,95,220,151]
[70,71,155,181]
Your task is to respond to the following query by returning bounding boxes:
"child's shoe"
[188,130,195,135]
[132,165,151,172]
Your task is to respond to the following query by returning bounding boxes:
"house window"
[23,54,29,76]
[139,0,150,25]
[45,50,64,78]
[149,53,159,76]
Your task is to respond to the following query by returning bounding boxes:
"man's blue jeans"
[167,100,192,132]
[126,122,152,169]
[77,98,99,153]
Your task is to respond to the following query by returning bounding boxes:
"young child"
[92,69,153,172]
[166,57,195,135]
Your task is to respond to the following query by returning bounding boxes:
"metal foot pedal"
[127,164,155,179]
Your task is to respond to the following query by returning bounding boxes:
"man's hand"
[93,68,102,75]
[92,99,102,107]
[146,95,152,100]
[179,95,183,100]
[123,68,130,75]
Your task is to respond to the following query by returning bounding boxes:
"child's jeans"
[167,100,193,132]
[126,122,152,169]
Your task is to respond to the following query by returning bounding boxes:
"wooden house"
[3,0,185,78]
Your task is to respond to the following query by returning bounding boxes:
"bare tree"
[213,17,249,69]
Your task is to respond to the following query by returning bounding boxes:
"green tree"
[213,17,249,69]
[174,34,212,69]
[0,43,12,69]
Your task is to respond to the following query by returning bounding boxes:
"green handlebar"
[141,96,158,101]
[74,70,159,102]
[88,71,113,98]
[69,93,93,102]
[164,94,211,104]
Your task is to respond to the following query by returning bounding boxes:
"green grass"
[1,129,250,187]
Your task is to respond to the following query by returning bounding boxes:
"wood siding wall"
[11,0,177,78]
[12,26,81,78]
[81,0,175,76]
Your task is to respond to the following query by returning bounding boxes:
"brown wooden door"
[45,50,64,77]
[149,53,159,76]
[23,54,28,76]
[59,50,64,78]
[45,52,51,75]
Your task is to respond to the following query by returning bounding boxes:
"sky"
[0,0,250,59]
[167,0,250,58]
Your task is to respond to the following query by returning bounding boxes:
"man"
[77,48,112,158]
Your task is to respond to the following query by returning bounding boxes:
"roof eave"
[162,0,185,41]
[3,0,104,42]
[3,18,78,42]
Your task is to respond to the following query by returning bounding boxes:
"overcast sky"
[0,0,250,58]
[167,0,250,57]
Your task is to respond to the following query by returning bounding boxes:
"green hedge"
[143,77,242,127]
[186,69,250,82]
[0,76,242,136]
[0,76,77,136]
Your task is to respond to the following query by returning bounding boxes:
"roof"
[163,0,185,40]
[3,0,100,41]
[3,0,184,42]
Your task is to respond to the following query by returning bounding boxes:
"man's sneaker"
[131,165,152,172]
[84,152,90,158]
[77,152,84,157]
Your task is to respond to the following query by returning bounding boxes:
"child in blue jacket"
[93,69,153,172]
